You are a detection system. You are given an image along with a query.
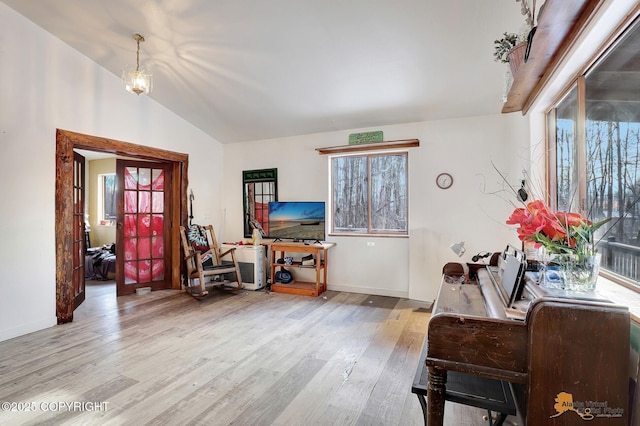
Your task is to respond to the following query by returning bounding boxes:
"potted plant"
[494,32,528,76]
[494,0,535,76]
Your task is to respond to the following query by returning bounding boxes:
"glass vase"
[542,253,601,292]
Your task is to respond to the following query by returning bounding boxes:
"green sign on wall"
[348,131,383,145]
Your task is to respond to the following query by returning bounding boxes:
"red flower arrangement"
[506,200,609,256]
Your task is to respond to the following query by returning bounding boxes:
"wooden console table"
[268,241,336,297]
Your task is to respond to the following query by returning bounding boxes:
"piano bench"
[412,361,516,426]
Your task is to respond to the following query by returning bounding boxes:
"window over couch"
[549,14,640,288]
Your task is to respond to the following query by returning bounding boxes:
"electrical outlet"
[367,241,375,247]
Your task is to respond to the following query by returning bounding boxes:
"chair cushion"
[187,225,209,253]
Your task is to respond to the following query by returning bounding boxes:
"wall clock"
[436,172,453,189]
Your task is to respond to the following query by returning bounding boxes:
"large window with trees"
[550,15,640,287]
[331,152,408,236]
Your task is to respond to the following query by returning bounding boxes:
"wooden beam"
[316,139,419,155]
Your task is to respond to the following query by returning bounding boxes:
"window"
[554,86,578,213]
[549,16,640,287]
[331,152,408,235]
[98,173,116,226]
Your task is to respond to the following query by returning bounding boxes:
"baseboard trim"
[0,316,57,343]
[327,284,408,299]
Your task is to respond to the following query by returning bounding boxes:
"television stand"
[267,241,336,297]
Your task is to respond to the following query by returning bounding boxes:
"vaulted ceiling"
[2,0,525,143]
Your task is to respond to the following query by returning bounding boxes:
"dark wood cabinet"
[422,268,630,425]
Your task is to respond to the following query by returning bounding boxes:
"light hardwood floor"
[0,282,496,425]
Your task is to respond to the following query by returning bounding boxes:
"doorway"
[116,159,173,296]
[55,129,189,324]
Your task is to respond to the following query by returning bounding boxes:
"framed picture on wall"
[242,168,278,238]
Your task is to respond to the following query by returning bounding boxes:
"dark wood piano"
[422,262,630,425]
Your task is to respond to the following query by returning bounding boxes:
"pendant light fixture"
[122,33,152,95]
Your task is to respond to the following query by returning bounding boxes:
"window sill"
[596,275,640,323]
[328,232,408,238]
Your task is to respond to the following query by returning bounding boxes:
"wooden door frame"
[72,151,87,309]
[55,129,188,324]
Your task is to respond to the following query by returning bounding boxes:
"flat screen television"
[268,201,326,242]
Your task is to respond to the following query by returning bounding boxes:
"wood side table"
[267,241,335,296]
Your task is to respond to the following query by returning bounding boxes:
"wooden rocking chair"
[179,224,244,298]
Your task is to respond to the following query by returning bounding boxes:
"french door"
[72,151,86,308]
[116,160,173,296]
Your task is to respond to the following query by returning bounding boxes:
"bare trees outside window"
[331,153,408,235]
[99,173,117,225]
[551,17,640,287]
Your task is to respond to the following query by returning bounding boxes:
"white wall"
[87,158,117,247]
[223,114,528,302]
[0,3,225,342]
[407,115,528,301]
[0,0,533,342]
[221,0,636,306]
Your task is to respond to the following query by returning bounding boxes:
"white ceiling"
[2,0,525,144]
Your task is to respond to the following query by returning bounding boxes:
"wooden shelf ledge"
[502,0,604,114]
[316,139,419,155]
